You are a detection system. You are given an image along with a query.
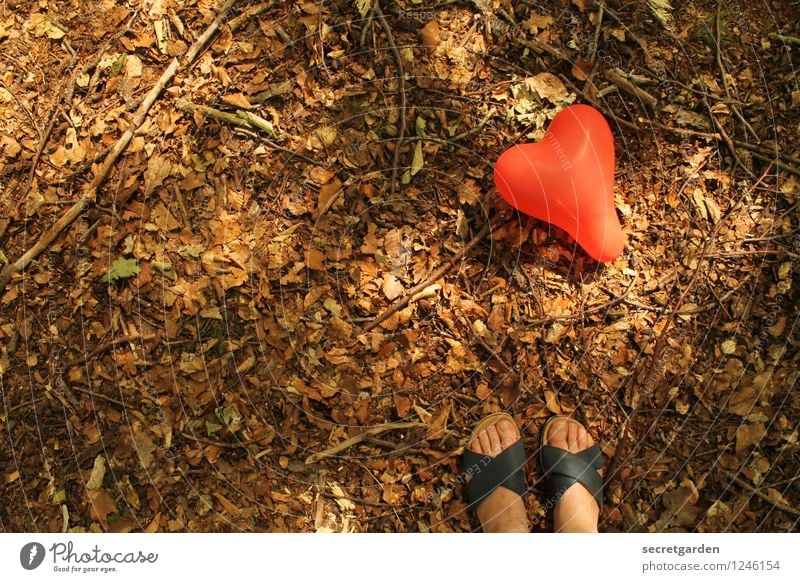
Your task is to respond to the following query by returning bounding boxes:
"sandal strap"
[462,439,527,511]
[541,443,604,510]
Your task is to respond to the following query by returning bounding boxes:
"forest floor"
[1,0,799,533]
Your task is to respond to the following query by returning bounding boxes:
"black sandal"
[461,413,527,513]
[539,416,604,511]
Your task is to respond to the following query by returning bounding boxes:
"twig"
[714,1,759,141]
[767,32,800,47]
[604,69,658,109]
[180,431,245,449]
[702,92,754,178]
[359,3,375,47]
[733,140,800,168]
[305,422,425,464]
[233,127,328,167]
[228,0,276,33]
[61,334,152,370]
[176,100,279,138]
[173,183,191,229]
[588,3,604,64]
[521,276,637,328]
[729,474,800,517]
[494,9,570,61]
[364,221,495,332]
[72,386,125,407]
[600,273,754,316]
[317,489,395,509]
[374,0,406,195]
[364,435,425,455]
[0,79,42,142]
[19,11,140,217]
[473,334,514,375]
[595,1,655,69]
[0,0,238,294]
[745,150,800,179]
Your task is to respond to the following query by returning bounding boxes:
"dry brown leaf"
[88,490,117,527]
[382,273,404,300]
[728,385,757,416]
[222,92,254,110]
[381,483,406,505]
[527,72,569,103]
[544,390,562,414]
[425,401,452,440]
[394,394,411,418]
[143,154,172,196]
[735,423,766,453]
[134,432,156,469]
[305,248,326,271]
[420,20,441,52]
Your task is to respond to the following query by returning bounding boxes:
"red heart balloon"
[493,104,624,262]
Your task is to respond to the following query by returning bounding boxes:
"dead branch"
[233,127,328,168]
[373,0,407,195]
[604,69,658,109]
[228,0,276,33]
[364,221,495,332]
[729,473,800,517]
[715,0,758,141]
[176,99,281,139]
[768,32,800,47]
[305,422,425,464]
[0,0,238,294]
[733,140,800,168]
[61,334,153,370]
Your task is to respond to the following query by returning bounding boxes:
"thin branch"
[228,0,276,33]
[364,221,496,332]
[768,32,800,46]
[714,1,758,141]
[729,474,800,517]
[374,0,406,195]
[305,422,425,464]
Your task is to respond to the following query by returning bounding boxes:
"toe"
[576,426,589,451]
[497,419,519,449]
[469,430,484,454]
[567,421,579,452]
[548,419,569,449]
[478,428,492,455]
[487,425,503,456]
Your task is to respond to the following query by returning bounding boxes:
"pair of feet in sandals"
[462,414,603,533]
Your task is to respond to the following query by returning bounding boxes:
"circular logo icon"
[20,542,46,570]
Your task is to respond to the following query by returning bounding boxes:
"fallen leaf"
[425,401,452,440]
[305,248,326,270]
[381,483,406,505]
[86,456,106,490]
[222,92,253,110]
[382,273,404,300]
[527,72,569,103]
[134,432,156,469]
[735,423,766,453]
[420,20,441,52]
[143,154,172,196]
[544,390,562,414]
[88,490,117,527]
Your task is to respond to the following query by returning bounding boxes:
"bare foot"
[467,419,530,533]
[545,418,601,533]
